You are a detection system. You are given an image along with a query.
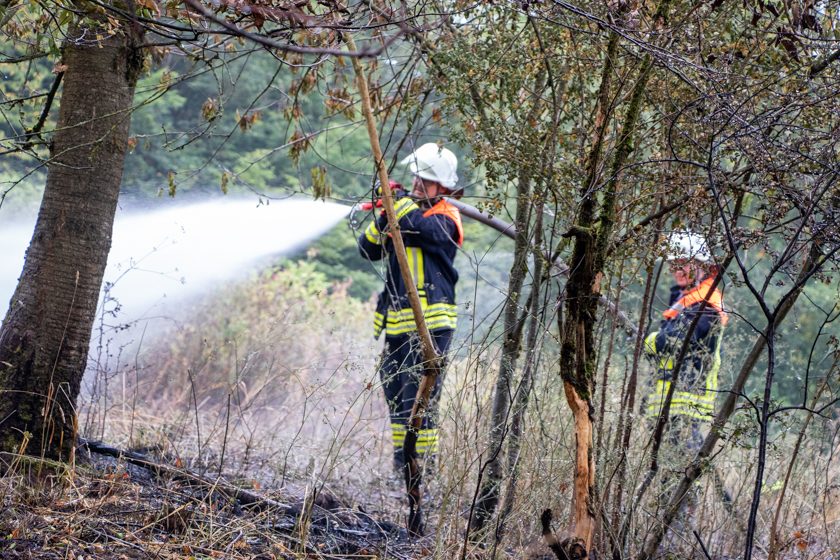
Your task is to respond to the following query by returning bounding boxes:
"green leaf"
[311,166,330,201]
[220,171,229,195]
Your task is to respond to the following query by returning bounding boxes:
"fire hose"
[350,194,639,337]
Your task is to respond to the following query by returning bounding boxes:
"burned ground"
[0,442,427,560]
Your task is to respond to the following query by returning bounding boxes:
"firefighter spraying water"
[345,138,646,536]
[356,144,464,476]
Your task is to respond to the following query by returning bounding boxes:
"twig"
[182,0,403,57]
[186,367,203,471]
[78,438,298,516]
[19,72,64,150]
[343,31,440,538]
[693,530,713,560]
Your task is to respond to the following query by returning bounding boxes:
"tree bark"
[557,30,620,552]
[561,7,672,544]
[0,19,143,460]
[493,192,547,548]
[469,70,549,537]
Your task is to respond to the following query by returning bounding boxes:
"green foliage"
[287,222,382,301]
[137,261,372,407]
[119,46,448,202]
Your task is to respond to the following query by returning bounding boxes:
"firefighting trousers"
[379,329,452,461]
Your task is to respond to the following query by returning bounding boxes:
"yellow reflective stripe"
[646,379,715,420]
[425,317,457,330]
[384,303,457,335]
[644,332,658,355]
[707,327,723,393]
[391,426,439,454]
[405,247,426,289]
[386,313,457,326]
[416,429,439,454]
[365,221,381,245]
[386,317,457,335]
[373,312,385,338]
[416,429,438,441]
[391,423,407,446]
[387,302,455,320]
[394,198,418,220]
[405,247,415,284]
[648,381,715,403]
[387,303,456,320]
[415,248,424,287]
[406,247,418,288]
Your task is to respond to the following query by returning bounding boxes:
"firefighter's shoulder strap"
[423,199,464,247]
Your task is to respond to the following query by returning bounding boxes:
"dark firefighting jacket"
[645,276,728,420]
[358,198,463,339]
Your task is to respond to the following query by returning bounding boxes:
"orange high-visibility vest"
[663,276,728,326]
[423,199,464,247]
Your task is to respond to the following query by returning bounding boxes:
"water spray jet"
[1,197,349,328]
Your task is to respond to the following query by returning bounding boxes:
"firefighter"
[645,230,729,450]
[357,143,463,471]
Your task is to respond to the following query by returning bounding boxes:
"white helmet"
[667,230,712,262]
[400,143,459,189]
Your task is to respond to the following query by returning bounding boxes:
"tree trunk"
[469,71,549,537]
[560,238,599,552]
[556,28,620,552]
[560,10,663,545]
[0,20,143,460]
[469,170,534,536]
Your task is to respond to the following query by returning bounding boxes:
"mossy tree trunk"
[560,18,660,549]
[469,169,534,535]
[469,70,550,537]
[0,17,143,460]
[557,30,620,551]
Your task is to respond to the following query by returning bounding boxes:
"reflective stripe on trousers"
[646,333,722,421]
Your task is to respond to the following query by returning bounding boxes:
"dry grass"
[0,448,418,559]
[4,266,837,559]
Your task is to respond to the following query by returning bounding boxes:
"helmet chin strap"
[411,193,439,209]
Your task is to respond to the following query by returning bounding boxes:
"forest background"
[0,1,838,559]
